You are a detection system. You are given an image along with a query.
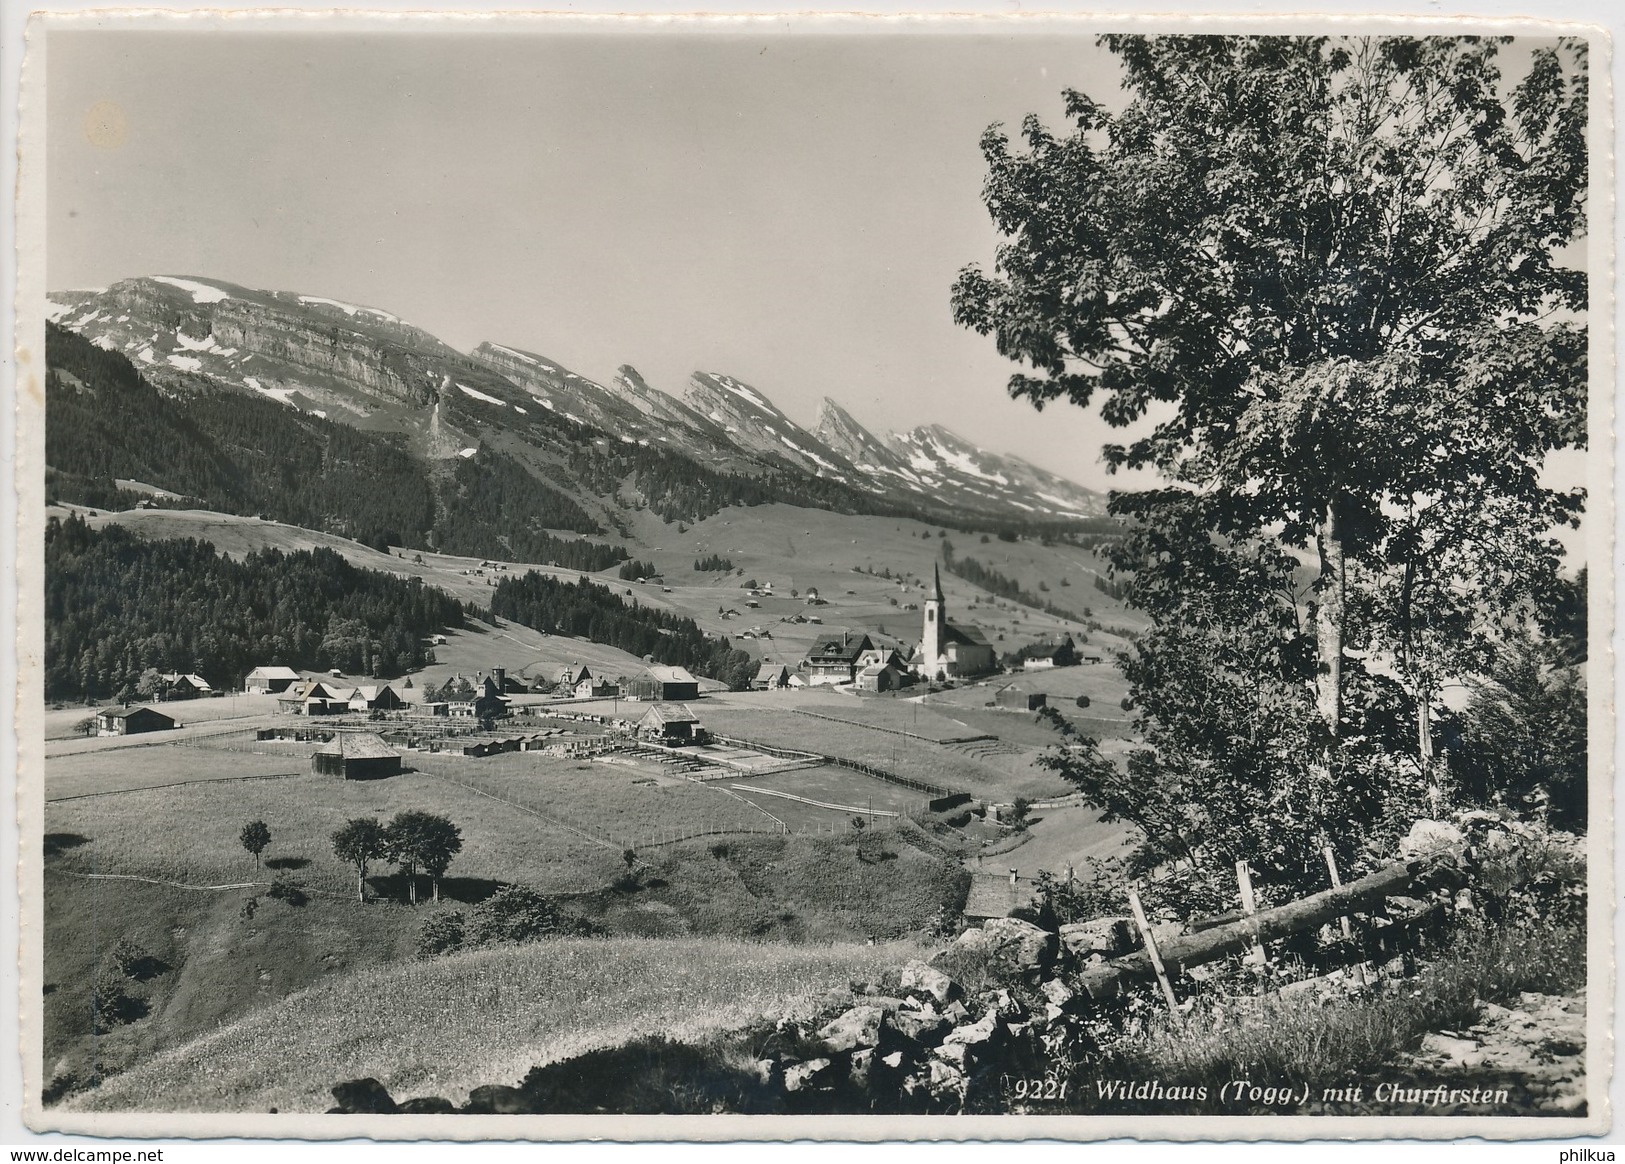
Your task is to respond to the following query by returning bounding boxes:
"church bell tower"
[921,564,946,678]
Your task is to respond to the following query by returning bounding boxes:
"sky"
[46,23,1159,492]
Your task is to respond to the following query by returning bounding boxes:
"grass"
[1089,917,1588,1114]
[60,936,914,1113]
[407,751,778,848]
[46,745,303,801]
[44,768,620,898]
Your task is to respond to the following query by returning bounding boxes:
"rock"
[1060,916,1133,960]
[463,1084,529,1114]
[942,1011,1001,1051]
[863,995,910,1013]
[926,1059,967,1103]
[1040,978,1077,1009]
[748,1059,778,1087]
[1418,1033,1482,1067]
[981,917,1057,976]
[817,1005,889,1053]
[330,1078,399,1114]
[849,1047,876,1089]
[893,1006,951,1045]
[880,1050,906,1070]
[933,1040,969,1068]
[1400,819,1465,858]
[397,1096,456,1114]
[943,1000,970,1024]
[784,1058,835,1093]
[900,960,958,1005]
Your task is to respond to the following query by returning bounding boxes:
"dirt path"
[1399,992,1586,1115]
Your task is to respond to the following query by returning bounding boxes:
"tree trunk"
[407,867,417,905]
[357,864,367,904]
[432,876,440,904]
[1314,501,1345,736]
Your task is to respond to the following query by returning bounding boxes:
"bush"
[416,910,468,959]
[266,875,308,907]
[466,885,579,947]
[1075,694,1091,709]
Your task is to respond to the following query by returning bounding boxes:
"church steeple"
[932,564,944,603]
[921,562,946,680]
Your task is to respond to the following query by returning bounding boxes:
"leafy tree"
[331,817,390,903]
[239,820,271,867]
[385,811,462,904]
[952,35,1588,740]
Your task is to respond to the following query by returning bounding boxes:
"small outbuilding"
[638,703,705,744]
[855,662,903,693]
[311,732,402,780]
[752,661,791,690]
[95,706,176,736]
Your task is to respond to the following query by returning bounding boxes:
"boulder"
[926,1058,968,1103]
[330,1078,399,1114]
[941,1011,1001,1052]
[1040,978,1077,1010]
[893,1007,951,1046]
[981,917,1057,977]
[784,1057,835,1093]
[397,1096,456,1114]
[943,999,971,1023]
[1060,916,1133,960]
[1400,819,1465,859]
[900,959,958,1004]
[817,1005,889,1054]
[463,1084,529,1114]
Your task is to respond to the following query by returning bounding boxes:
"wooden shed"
[311,732,402,780]
[95,706,176,736]
[994,683,1048,711]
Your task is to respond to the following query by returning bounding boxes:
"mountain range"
[46,275,1106,530]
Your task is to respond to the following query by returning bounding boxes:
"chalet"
[855,661,904,693]
[638,703,705,744]
[95,706,176,736]
[351,684,406,711]
[159,673,213,699]
[913,566,996,681]
[278,680,352,716]
[1022,636,1079,670]
[995,682,1047,711]
[310,732,401,780]
[857,646,908,673]
[805,633,874,686]
[578,677,620,699]
[625,666,700,702]
[963,869,1038,925]
[245,665,301,695]
[752,661,791,690]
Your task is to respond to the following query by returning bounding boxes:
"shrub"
[416,910,468,959]
[266,875,308,907]
[466,885,578,947]
[1075,694,1091,709]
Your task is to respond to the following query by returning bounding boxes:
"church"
[911,566,997,682]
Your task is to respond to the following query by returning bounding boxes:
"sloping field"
[62,936,912,1113]
[44,768,619,897]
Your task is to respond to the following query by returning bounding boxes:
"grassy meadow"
[61,935,913,1113]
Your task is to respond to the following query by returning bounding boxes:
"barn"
[625,666,700,702]
[95,706,176,736]
[855,662,903,693]
[752,661,791,690]
[638,703,705,744]
[994,683,1047,711]
[160,673,214,699]
[245,665,301,695]
[311,732,401,780]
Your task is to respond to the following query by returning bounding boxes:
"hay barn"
[311,732,402,780]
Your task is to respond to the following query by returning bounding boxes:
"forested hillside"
[45,322,621,569]
[491,570,755,689]
[44,514,469,700]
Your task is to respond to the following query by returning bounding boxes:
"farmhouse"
[912,566,996,682]
[311,732,401,780]
[995,682,1048,711]
[638,703,705,744]
[625,665,700,702]
[159,672,214,699]
[245,665,301,695]
[277,679,353,716]
[805,632,874,686]
[1022,636,1079,670]
[350,684,406,711]
[95,706,176,736]
[855,661,904,693]
[752,661,791,690]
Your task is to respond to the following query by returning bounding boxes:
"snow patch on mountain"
[457,382,506,406]
[151,276,232,304]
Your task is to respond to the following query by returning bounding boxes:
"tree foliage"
[385,811,463,904]
[331,817,390,904]
[240,820,271,867]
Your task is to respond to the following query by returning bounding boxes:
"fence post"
[1128,886,1181,1022]
[1323,845,1369,987]
[1236,859,1268,973]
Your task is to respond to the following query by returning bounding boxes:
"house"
[855,662,904,693]
[557,663,593,689]
[804,633,874,686]
[804,587,826,606]
[963,869,1038,925]
[1022,636,1079,670]
[752,661,791,690]
[159,673,213,699]
[474,675,511,719]
[913,566,997,681]
[995,682,1047,711]
[624,665,700,702]
[350,684,406,711]
[95,706,176,736]
[310,732,401,780]
[638,703,705,744]
[857,646,907,673]
[578,677,620,699]
[245,665,301,695]
[277,680,353,716]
